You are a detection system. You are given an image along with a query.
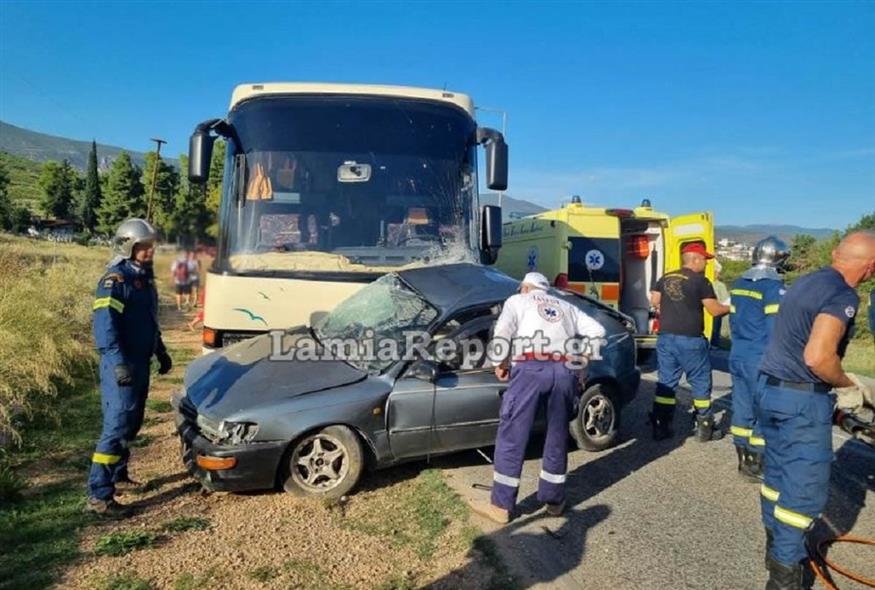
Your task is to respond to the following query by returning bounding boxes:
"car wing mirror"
[408,359,440,382]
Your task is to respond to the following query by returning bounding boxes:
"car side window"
[429,306,500,372]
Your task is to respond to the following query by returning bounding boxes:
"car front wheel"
[571,383,619,451]
[281,425,364,499]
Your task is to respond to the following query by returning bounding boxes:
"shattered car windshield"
[314,274,438,372]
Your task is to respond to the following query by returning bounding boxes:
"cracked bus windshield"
[315,274,438,372]
[219,96,479,276]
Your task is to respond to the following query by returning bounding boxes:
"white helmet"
[112,218,159,259]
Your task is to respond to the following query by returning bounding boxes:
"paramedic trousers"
[87,356,150,501]
[491,361,578,512]
[729,354,766,453]
[652,334,713,422]
[758,381,834,565]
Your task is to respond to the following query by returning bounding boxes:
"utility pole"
[145,137,167,223]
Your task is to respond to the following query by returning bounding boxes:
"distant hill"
[0,151,42,210]
[480,193,547,222]
[716,224,836,245]
[0,120,177,171]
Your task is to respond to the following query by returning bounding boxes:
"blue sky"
[1,1,873,229]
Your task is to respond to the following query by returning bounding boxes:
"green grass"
[145,399,172,413]
[161,516,211,533]
[127,435,154,448]
[96,573,154,590]
[94,530,159,556]
[248,565,278,583]
[172,568,223,590]
[374,573,416,590]
[471,535,522,590]
[0,462,27,502]
[844,338,875,378]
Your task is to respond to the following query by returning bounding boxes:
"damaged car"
[173,263,640,499]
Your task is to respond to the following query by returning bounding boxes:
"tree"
[0,158,11,230]
[205,140,225,238]
[142,151,180,235]
[9,206,32,233]
[97,152,145,235]
[77,140,102,232]
[38,159,78,219]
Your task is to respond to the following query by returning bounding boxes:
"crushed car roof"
[397,263,520,313]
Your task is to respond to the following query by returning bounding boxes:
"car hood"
[183,330,367,418]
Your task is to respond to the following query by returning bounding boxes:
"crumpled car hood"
[183,330,367,418]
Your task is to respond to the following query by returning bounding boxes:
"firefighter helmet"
[752,236,789,269]
[112,218,159,259]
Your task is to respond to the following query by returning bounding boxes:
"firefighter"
[728,236,789,481]
[469,272,606,523]
[649,243,730,441]
[86,219,173,517]
[758,232,875,589]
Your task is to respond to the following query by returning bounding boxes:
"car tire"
[571,383,619,452]
[281,425,364,499]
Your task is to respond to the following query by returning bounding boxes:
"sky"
[1,1,873,229]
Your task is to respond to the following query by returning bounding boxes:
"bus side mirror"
[477,128,508,191]
[189,130,215,185]
[481,205,502,265]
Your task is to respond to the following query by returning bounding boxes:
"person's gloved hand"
[835,373,874,413]
[114,364,133,386]
[157,350,173,375]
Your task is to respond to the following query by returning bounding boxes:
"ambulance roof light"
[571,195,582,204]
[641,198,652,208]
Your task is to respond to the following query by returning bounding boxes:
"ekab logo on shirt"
[537,302,564,323]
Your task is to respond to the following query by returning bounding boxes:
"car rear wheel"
[282,425,364,499]
[571,383,619,451]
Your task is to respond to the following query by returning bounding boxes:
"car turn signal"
[196,455,237,471]
[203,327,218,347]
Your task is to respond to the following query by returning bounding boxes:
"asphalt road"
[437,354,875,590]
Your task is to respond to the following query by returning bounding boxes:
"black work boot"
[696,414,724,442]
[764,529,774,570]
[736,446,760,482]
[649,411,674,441]
[746,451,764,481]
[84,497,133,519]
[765,554,804,590]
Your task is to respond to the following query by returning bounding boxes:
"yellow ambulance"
[496,197,716,348]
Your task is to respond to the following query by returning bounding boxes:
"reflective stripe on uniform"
[539,470,566,484]
[92,452,122,465]
[749,435,766,447]
[774,505,814,530]
[730,289,764,300]
[654,396,676,406]
[493,472,520,488]
[760,484,780,502]
[93,297,124,313]
[693,399,711,409]
[764,304,780,314]
[730,305,736,314]
[730,426,753,438]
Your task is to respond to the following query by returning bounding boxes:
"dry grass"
[0,234,109,444]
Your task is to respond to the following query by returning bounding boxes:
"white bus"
[188,83,508,350]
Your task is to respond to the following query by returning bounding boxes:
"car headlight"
[218,421,260,445]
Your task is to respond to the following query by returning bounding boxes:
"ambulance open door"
[666,211,716,339]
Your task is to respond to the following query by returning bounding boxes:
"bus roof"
[230,83,475,117]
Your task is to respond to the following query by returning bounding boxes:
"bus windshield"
[217,95,479,277]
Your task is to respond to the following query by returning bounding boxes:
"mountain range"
[0,120,177,170]
[0,121,839,242]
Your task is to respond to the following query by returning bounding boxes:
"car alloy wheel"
[584,393,615,438]
[291,432,350,492]
[571,383,620,451]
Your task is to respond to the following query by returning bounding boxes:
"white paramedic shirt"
[490,289,606,366]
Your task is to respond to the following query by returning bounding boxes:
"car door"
[430,314,507,453]
[386,373,436,460]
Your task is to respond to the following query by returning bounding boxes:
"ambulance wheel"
[281,425,364,499]
[571,384,619,451]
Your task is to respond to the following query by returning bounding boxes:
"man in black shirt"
[650,243,730,441]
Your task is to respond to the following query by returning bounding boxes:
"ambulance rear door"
[666,211,716,338]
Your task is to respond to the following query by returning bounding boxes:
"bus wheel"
[282,425,364,499]
[571,384,619,451]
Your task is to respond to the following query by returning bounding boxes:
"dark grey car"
[174,263,641,499]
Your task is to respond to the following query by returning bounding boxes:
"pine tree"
[38,159,78,219]
[97,152,145,235]
[78,140,102,232]
[205,140,225,238]
[0,159,11,230]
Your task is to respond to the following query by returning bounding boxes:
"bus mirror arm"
[480,205,502,265]
[476,127,508,191]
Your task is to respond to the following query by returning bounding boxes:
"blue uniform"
[728,276,784,451]
[758,266,858,565]
[88,259,166,501]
